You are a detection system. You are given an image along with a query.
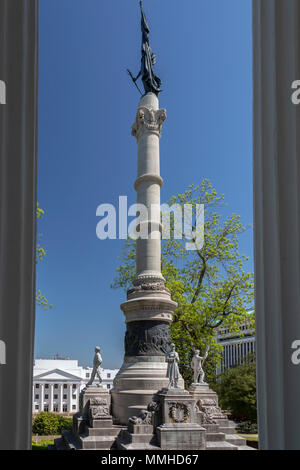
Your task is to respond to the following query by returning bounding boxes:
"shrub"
[236,421,258,434]
[57,416,72,433]
[32,412,72,435]
[212,359,257,423]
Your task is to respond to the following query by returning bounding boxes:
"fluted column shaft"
[112,93,181,425]
[132,93,166,284]
[253,0,300,450]
[0,0,38,450]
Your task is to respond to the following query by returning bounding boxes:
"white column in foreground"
[253,0,300,449]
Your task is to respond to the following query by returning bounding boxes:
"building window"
[45,384,49,389]
[63,394,67,399]
[35,394,39,399]
[35,405,39,410]
[63,404,67,412]
[63,384,67,389]
[86,373,90,378]
[72,384,76,389]
[72,405,76,410]
[36,384,39,388]
[72,394,76,399]
[45,394,48,399]
[53,404,58,412]
[54,384,58,389]
[107,384,111,389]
[44,405,49,412]
[54,394,58,399]
[107,373,111,378]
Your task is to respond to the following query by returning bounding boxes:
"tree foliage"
[111,180,254,384]
[212,357,257,422]
[36,203,52,311]
[32,412,72,435]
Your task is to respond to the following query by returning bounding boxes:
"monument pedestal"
[155,388,206,450]
[189,382,220,405]
[54,386,125,450]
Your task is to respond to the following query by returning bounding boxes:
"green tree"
[32,412,72,435]
[212,357,257,422]
[36,203,52,310]
[111,179,254,385]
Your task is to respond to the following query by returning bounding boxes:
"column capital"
[131,106,166,140]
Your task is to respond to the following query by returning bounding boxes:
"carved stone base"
[189,383,220,406]
[156,424,206,450]
[113,282,183,425]
[111,356,184,424]
[189,383,227,425]
[55,386,126,450]
[155,388,206,450]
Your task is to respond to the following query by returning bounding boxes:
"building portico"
[33,359,118,414]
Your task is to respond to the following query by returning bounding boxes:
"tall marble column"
[0,0,38,450]
[253,0,300,449]
[111,93,182,424]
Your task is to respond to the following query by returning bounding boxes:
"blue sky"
[36,0,252,368]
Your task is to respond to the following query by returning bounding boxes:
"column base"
[111,356,184,425]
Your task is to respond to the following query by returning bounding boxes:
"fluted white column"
[68,384,72,413]
[59,384,63,413]
[253,0,300,449]
[131,92,166,284]
[49,384,54,412]
[39,384,44,412]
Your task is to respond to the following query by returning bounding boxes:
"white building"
[32,359,119,414]
[216,323,256,375]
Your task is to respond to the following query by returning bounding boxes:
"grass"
[32,438,56,450]
[238,433,258,442]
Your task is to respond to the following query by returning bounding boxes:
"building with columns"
[216,322,256,375]
[32,359,118,414]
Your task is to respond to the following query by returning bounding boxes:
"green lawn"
[32,438,55,450]
[237,433,259,442]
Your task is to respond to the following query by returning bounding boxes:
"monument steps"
[79,434,116,450]
[224,434,247,446]
[85,424,124,437]
[218,425,236,435]
[205,441,238,450]
[60,429,82,450]
[205,432,227,442]
[118,442,161,450]
[120,429,158,445]
[238,445,256,451]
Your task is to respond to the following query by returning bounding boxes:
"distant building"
[216,323,255,375]
[32,359,119,414]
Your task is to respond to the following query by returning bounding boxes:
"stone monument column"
[111,93,183,424]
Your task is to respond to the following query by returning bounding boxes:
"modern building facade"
[32,359,118,414]
[216,323,256,375]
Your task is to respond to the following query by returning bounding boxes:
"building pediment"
[33,368,82,381]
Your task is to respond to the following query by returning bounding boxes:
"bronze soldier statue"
[128,1,162,96]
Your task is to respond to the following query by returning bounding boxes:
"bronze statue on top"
[127,1,162,96]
